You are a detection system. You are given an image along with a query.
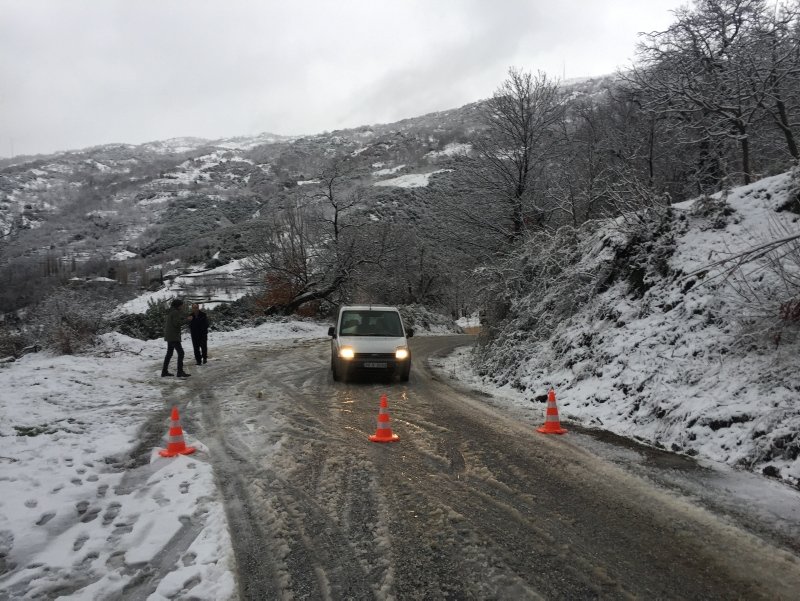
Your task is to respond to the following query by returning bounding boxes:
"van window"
[340,310,403,337]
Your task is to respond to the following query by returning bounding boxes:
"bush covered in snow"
[204,295,272,331]
[474,204,679,376]
[473,172,800,487]
[398,304,462,335]
[112,297,171,340]
[112,294,272,340]
[32,287,110,354]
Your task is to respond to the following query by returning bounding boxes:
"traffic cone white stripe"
[369,394,399,442]
[159,406,197,457]
[536,388,567,435]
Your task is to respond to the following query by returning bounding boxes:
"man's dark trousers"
[192,334,207,365]
[163,341,185,374]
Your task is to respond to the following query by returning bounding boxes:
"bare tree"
[548,93,626,225]
[245,158,393,314]
[309,156,366,246]
[629,0,780,185]
[745,1,800,160]
[474,67,566,241]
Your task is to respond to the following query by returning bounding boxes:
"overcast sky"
[0,0,686,158]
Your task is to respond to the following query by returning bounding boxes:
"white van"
[328,305,413,382]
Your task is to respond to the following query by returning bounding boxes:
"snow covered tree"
[246,157,392,314]
[474,68,566,241]
[628,0,792,185]
[744,1,800,160]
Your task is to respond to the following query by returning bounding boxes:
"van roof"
[339,305,399,312]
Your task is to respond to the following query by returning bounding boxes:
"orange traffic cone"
[369,394,399,443]
[159,406,197,457]
[536,388,567,434]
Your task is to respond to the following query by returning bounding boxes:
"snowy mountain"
[0,87,500,318]
[0,74,620,270]
[0,100,485,270]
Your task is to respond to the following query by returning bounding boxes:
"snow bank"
[471,171,800,487]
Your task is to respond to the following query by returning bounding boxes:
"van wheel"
[400,363,411,382]
[331,356,341,382]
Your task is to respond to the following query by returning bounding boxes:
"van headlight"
[395,347,409,360]
[339,346,355,360]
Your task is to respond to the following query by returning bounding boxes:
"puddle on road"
[567,423,800,554]
[569,424,707,473]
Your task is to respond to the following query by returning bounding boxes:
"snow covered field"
[0,322,326,600]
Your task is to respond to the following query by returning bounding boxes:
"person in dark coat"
[162,298,190,378]
[188,303,209,365]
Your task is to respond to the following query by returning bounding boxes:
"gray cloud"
[0,0,683,157]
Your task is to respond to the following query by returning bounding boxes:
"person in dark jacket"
[162,298,190,378]
[188,303,209,365]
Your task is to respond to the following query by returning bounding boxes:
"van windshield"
[339,310,403,337]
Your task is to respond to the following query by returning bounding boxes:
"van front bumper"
[345,353,408,373]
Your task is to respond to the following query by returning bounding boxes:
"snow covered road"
[3,329,800,600]
[174,335,800,600]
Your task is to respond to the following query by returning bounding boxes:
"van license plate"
[364,362,387,368]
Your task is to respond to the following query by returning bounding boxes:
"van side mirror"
[407,328,414,338]
[328,326,335,337]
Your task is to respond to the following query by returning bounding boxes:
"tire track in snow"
[187,334,800,600]
[190,343,383,600]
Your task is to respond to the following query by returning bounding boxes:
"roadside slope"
[475,170,800,487]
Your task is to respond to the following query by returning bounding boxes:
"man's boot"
[162,358,173,377]
[177,371,191,378]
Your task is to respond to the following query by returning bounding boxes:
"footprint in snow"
[24,499,38,508]
[75,500,90,516]
[36,512,56,526]
[78,551,99,568]
[179,481,190,494]
[0,530,14,555]
[112,522,135,536]
[81,507,101,523]
[106,551,125,569]
[73,533,89,552]
[96,484,109,498]
[102,502,122,526]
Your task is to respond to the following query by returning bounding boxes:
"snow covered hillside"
[473,170,800,488]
